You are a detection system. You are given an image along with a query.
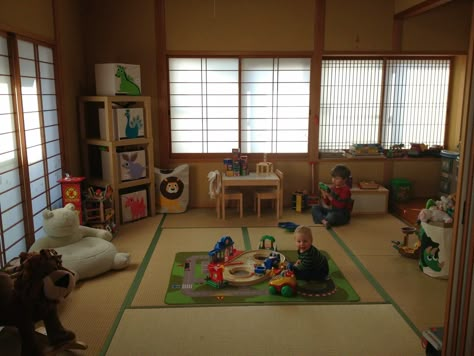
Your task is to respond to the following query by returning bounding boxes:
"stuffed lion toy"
[0,249,76,356]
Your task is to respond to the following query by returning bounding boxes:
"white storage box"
[420,222,452,279]
[351,186,389,214]
[118,150,146,181]
[99,107,145,140]
[95,63,141,96]
[121,190,148,223]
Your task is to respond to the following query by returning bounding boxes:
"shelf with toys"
[78,96,155,226]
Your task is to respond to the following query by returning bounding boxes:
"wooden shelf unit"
[79,96,155,226]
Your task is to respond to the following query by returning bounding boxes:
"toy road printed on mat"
[165,251,359,305]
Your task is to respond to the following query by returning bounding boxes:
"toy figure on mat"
[288,225,329,281]
[312,164,353,229]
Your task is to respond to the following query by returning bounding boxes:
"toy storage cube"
[155,164,189,213]
[95,63,141,96]
[120,190,148,223]
[351,186,389,214]
[116,108,144,139]
[118,150,147,181]
[389,178,412,202]
[99,108,145,140]
[419,221,452,279]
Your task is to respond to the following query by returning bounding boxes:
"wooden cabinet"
[78,96,155,226]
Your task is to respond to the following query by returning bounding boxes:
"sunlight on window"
[169,58,239,153]
[241,58,310,153]
[320,58,450,152]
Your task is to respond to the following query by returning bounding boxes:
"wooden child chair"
[254,169,283,218]
[215,171,243,219]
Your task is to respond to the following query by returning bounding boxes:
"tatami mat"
[107,304,425,356]
[55,215,162,356]
[332,214,448,332]
[162,207,317,228]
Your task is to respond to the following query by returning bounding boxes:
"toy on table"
[29,203,130,281]
[0,249,86,355]
[256,153,273,175]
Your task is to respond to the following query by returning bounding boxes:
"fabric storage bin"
[155,164,189,213]
[419,221,452,279]
[389,178,412,202]
[99,107,145,140]
[120,189,148,223]
[118,150,146,181]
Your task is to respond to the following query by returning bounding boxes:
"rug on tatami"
[165,250,359,305]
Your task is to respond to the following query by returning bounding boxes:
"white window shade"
[168,57,311,154]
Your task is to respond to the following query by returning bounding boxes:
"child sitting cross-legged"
[312,164,352,229]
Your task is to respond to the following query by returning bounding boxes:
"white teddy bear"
[29,203,130,281]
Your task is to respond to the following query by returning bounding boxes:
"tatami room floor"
[0,205,447,355]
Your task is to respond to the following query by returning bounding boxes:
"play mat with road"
[164,250,360,305]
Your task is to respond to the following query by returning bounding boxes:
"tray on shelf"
[358,181,380,189]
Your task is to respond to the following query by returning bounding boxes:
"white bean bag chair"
[29,203,130,281]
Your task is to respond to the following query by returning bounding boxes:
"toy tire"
[281,285,294,297]
[269,285,278,295]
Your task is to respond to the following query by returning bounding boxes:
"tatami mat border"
[327,227,421,337]
[99,215,166,355]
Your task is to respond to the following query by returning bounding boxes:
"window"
[169,57,311,154]
[0,34,63,267]
[319,58,450,152]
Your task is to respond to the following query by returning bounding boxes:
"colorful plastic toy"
[318,182,331,193]
[392,226,420,259]
[268,269,297,297]
[258,235,277,250]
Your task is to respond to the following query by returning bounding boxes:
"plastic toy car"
[268,270,297,297]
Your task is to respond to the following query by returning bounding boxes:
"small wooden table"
[221,172,281,219]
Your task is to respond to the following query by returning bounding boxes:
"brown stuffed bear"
[0,249,76,356]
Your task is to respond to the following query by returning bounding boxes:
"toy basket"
[155,164,189,213]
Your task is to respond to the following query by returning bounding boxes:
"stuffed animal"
[29,203,130,281]
[0,249,76,356]
[418,206,453,224]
